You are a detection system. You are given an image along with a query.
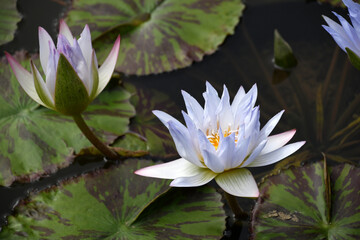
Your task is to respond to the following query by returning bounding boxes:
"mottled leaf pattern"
[65,0,245,75]
[251,161,360,239]
[0,0,21,45]
[114,83,179,158]
[0,57,135,186]
[0,160,225,239]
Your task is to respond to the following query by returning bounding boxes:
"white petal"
[89,51,99,101]
[203,81,220,130]
[241,140,267,168]
[78,24,93,68]
[134,158,201,179]
[215,168,259,198]
[45,42,59,98]
[97,35,120,96]
[333,12,360,52]
[216,85,234,131]
[30,61,55,108]
[5,53,44,106]
[170,168,217,187]
[217,133,236,170]
[247,141,306,167]
[182,111,200,152]
[38,27,55,74]
[259,110,284,139]
[181,90,204,128]
[168,121,203,168]
[202,149,224,173]
[59,19,74,43]
[231,85,245,113]
[322,16,355,52]
[153,110,184,129]
[230,137,250,169]
[260,129,296,155]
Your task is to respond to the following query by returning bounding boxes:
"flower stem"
[72,114,118,160]
[224,192,248,220]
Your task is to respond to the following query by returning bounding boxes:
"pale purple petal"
[38,27,55,74]
[97,35,120,96]
[230,137,250,169]
[202,149,224,173]
[135,158,201,179]
[241,140,267,168]
[170,168,217,187]
[231,85,245,113]
[78,24,93,67]
[181,90,204,128]
[247,141,306,167]
[215,168,259,197]
[59,19,74,43]
[30,61,55,108]
[182,111,201,153]
[5,52,43,105]
[333,12,360,52]
[260,129,296,155]
[259,110,284,139]
[203,81,220,130]
[153,110,184,129]
[168,121,203,168]
[216,85,234,131]
[217,133,236,170]
[45,41,59,98]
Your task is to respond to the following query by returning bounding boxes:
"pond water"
[0,0,359,239]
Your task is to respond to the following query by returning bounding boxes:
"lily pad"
[0,159,226,239]
[251,161,360,239]
[65,0,245,75]
[113,83,179,158]
[0,0,21,45]
[0,55,135,186]
[274,29,297,69]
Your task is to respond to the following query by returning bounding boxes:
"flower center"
[206,129,238,150]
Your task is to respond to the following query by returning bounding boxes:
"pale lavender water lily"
[322,0,360,57]
[135,83,305,198]
[5,20,120,115]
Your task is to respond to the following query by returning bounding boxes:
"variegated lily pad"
[113,83,179,158]
[65,0,245,75]
[0,0,21,45]
[251,161,360,239]
[0,56,135,186]
[0,160,225,239]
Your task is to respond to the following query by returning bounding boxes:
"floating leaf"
[251,161,360,239]
[0,56,135,186]
[0,160,225,239]
[0,0,21,45]
[65,0,245,75]
[274,29,297,69]
[114,83,179,158]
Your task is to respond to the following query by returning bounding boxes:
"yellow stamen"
[207,128,238,150]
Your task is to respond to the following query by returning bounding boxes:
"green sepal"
[274,29,297,69]
[345,47,360,71]
[89,51,99,101]
[30,60,55,109]
[55,54,90,116]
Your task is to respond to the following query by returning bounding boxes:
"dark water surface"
[1,0,360,239]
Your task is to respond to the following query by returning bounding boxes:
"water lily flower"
[322,0,360,70]
[5,20,120,116]
[135,82,305,197]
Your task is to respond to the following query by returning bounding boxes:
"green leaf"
[274,29,297,69]
[113,83,179,158]
[0,160,225,239]
[0,0,21,45]
[0,56,135,186]
[65,0,245,75]
[251,161,360,239]
[345,47,360,71]
[54,54,90,116]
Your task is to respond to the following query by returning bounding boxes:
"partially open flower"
[322,0,360,70]
[135,82,305,198]
[5,20,120,116]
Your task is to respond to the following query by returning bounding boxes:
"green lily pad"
[113,83,179,158]
[251,161,360,239]
[65,0,245,75]
[0,0,21,45]
[0,159,226,239]
[0,55,135,186]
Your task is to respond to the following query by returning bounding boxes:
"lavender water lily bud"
[322,0,360,70]
[135,82,305,198]
[5,20,120,115]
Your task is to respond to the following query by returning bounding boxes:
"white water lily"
[135,82,305,197]
[5,20,120,116]
[323,0,360,69]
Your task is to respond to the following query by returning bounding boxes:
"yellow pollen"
[207,129,238,150]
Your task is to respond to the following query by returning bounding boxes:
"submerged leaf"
[251,161,360,239]
[0,55,135,186]
[274,29,297,69]
[65,0,245,75]
[0,160,225,239]
[0,0,21,45]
